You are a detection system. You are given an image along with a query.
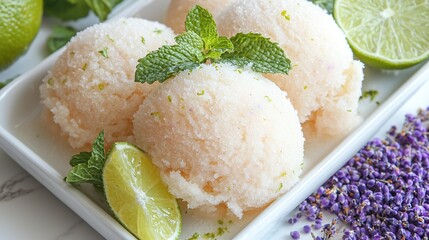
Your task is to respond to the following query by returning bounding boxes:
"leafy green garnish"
[135,43,204,84]
[65,131,106,188]
[310,0,334,14]
[221,33,291,74]
[84,0,123,21]
[0,78,14,89]
[135,5,291,84]
[47,26,77,53]
[44,0,90,21]
[44,0,123,21]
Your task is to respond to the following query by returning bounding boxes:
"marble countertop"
[0,149,103,239]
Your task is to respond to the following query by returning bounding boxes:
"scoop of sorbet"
[133,63,304,218]
[40,18,175,149]
[217,0,364,139]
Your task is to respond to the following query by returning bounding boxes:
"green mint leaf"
[44,0,123,22]
[175,31,204,50]
[47,26,77,53]
[44,0,90,21]
[184,5,234,60]
[204,36,234,60]
[135,44,204,84]
[66,131,105,188]
[84,0,123,21]
[0,78,14,89]
[221,33,291,74]
[185,5,218,40]
[310,0,334,14]
[70,152,92,166]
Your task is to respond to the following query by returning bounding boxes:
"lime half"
[334,0,429,69]
[103,143,181,240]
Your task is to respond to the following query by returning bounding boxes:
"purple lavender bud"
[373,192,383,202]
[394,194,403,205]
[329,192,337,201]
[303,225,311,234]
[288,217,298,225]
[414,227,424,236]
[320,197,330,208]
[367,179,376,188]
[338,193,346,204]
[313,222,322,230]
[331,203,340,213]
[290,231,300,239]
[417,188,425,199]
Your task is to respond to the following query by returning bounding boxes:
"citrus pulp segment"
[103,143,181,240]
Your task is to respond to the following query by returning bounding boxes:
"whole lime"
[0,0,43,69]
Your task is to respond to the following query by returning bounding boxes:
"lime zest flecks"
[197,89,205,96]
[187,219,232,239]
[151,111,160,117]
[281,10,291,21]
[106,34,115,42]
[98,47,109,58]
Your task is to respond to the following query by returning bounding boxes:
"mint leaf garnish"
[44,0,90,21]
[175,31,204,50]
[135,5,290,84]
[205,36,234,59]
[185,5,234,60]
[185,5,218,41]
[221,33,291,74]
[0,77,14,89]
[84,0,123,21]
[70,152,92,166]
[47,26,77,53]
[43,0,123,22]
[135,44,204,84]
[66,131,106,188]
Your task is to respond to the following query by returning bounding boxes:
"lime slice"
[103,143,181,240]
[334,0,429,69]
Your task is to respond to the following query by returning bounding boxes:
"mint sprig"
[65,131,106,189]
[135,5,291,84]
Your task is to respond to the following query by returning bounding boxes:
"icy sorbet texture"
[217,0,364,139]
[133,63,304,218]
[40,18,175,149]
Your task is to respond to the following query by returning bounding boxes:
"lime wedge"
[334,0,429,69]
[103,143,181,240]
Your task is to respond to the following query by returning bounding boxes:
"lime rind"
[334,0,429,69]
[103,142,181,240]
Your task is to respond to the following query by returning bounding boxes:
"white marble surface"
[0,149,103,240]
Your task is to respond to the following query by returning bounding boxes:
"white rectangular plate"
[0,0,428,239]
